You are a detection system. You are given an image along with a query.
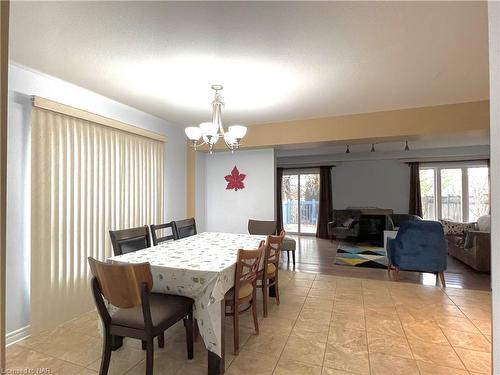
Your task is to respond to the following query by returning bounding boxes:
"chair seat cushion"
[282,236,296,252]
[267,263,276,275]
[226,283,254,300]
[111,293,193,330]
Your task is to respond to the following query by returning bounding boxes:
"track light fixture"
[404,140,410,151]
[345,145,350,154]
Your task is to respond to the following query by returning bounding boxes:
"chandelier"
[184,85,247,154]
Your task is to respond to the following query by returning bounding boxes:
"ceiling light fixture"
[184,85,247,154]
[371,143,375,152]
[404,140,410,151]
[345,145,350,154]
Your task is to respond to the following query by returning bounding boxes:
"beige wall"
[187,100,489,217]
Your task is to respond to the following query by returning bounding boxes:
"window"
[419,163,489,222]
[281,171,320,234]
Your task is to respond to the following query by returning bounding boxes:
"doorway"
[281,171,320,235]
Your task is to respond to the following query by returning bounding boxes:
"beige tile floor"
[7,270,492,374]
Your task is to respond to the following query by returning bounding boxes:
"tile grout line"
[320,280,336,372]
[442,287,489,372]
[389,288,423,375]
[270,272,316,374]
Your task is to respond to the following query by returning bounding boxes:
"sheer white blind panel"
[31,106,164,333]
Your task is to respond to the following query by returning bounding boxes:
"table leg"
[208,299,226,375]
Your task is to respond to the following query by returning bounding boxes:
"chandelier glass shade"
[184,85,247,154]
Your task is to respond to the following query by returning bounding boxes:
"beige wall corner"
[0,0,8,369]
[186,144,196,218]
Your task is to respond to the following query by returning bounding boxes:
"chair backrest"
[248,219,277,235]
[393,220,447,272]
[88,257,153,309]
[109,225,151,256]
[234,241,265,300]
[265,230,285,267]
[150,222,176,245]
[173,218,197,239]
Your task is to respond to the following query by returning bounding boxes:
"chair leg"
[233,307,240,355]
[252,291,259,334]
[158,331,165,348]
[292,251,296,267]
[262,277,269,317]
[99,330,112,375]
[275,275,280,306]
[184,310,194,359]
[393,267,400,281]
[286,251,290,263]
[141,340,147,350]
[110,335,123,351]
[439,272,446,288]
[145,338,154,375]
[193,318,200,342]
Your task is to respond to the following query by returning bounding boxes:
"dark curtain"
[276,168,284,232]
[316,166,333,239]
[408,162,423,217]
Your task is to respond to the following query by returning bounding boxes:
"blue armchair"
[387,220,447,287]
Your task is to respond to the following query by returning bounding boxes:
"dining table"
[108,231,266,375]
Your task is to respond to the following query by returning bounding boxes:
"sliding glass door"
[282,171,320,234]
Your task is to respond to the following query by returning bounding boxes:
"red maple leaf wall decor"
[225,166,246,191]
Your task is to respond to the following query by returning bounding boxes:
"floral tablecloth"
[108,232,265,356]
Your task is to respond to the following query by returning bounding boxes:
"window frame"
[419,161,489,222]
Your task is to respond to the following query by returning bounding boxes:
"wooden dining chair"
[173,218,197,239]
[258,230,285,317]
[88,257,194,375]
[150,222,176,245]
[224,241,265,355]
[109,226,151,256]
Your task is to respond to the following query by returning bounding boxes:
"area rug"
[335,242,388,269]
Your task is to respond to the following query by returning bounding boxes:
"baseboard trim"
[6,325,31,346]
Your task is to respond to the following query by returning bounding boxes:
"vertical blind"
[31,106,164,333]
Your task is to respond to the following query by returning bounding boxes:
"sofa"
[389,214,422,229]
[443,216,491,273]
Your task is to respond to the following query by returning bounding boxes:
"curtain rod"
[32,96,166,142]
[277,165,335,170]
[400,155,489,164]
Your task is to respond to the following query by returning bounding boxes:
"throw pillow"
[477,215,491,232]
[342,218,355,228]
[440,219,476,236]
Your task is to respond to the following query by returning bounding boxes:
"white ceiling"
[10,1,489,127]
